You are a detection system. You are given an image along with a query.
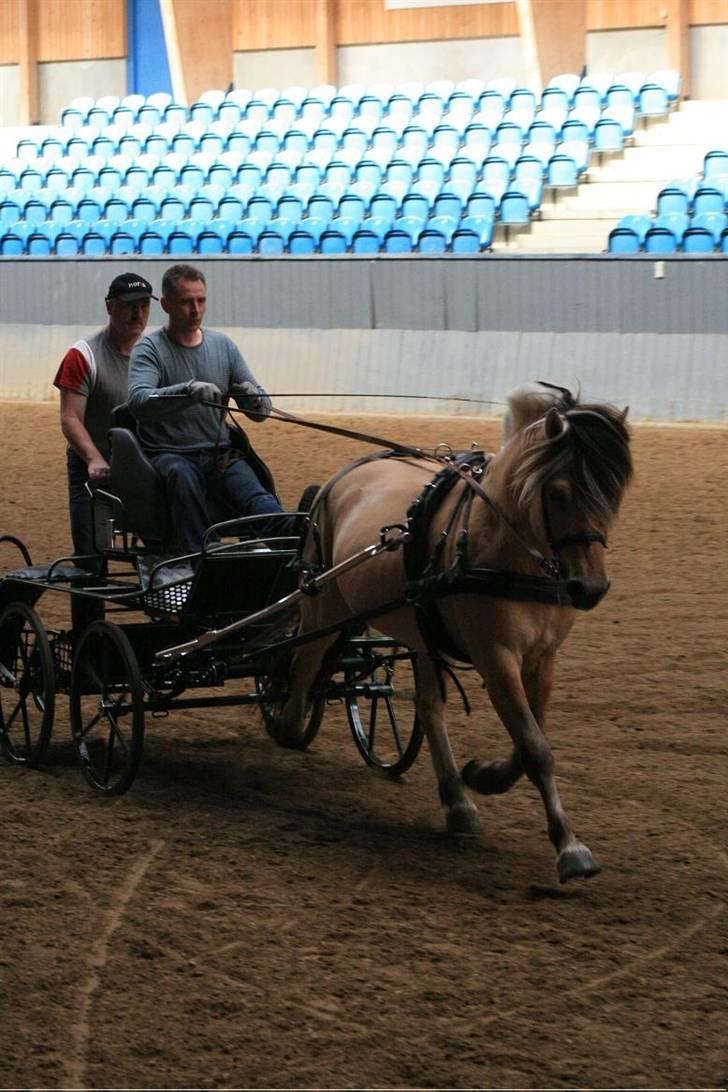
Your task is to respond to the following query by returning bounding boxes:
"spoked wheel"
[256,654,327,749]
[0,601,55,767]
[344,639,424,777]
[69,621,144,796]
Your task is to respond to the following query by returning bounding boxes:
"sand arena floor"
[0,401,725,1090]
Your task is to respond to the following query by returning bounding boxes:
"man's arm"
[228,343,272,421]
[127,338,190,420]
[59,389,111,483]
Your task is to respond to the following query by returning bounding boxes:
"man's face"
[106,297,151,343]
[162,278,207,334]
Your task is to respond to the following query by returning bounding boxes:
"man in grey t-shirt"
[128,263,293,554]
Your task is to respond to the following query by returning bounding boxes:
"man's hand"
[231,380,267,417]
[87,456,111,483]
[186,380,223,404]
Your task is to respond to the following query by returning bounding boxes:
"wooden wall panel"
[0,0,21,64]
[233,0,316,50]
[232,0,518,51]
[335,0,519,44]
[172,0,232,101]
[37,0,125,61]
[587,0,666,29]
[690,0,728,24]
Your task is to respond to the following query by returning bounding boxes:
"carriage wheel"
[345,642,424,777]
[0,601,55,768]
[69,621,144,796]
[255,659,326,748]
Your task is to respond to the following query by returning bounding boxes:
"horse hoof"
[557,844,602,883]
[269,721,306,751]
[446,803,484,837]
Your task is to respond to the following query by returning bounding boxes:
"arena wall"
[0,255,726,423]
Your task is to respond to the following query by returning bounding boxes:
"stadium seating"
[0,69,689,256]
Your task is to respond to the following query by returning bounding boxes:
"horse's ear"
[620,406,630,422]
[544,406,567,439]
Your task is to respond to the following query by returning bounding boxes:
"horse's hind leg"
[477,651,601,882]
[418,656,483,836]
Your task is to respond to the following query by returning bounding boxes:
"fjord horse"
[272,382,633,882]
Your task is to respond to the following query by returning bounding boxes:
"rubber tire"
[69,621,144,796]
[345,643,424,777]
[0,601,55,768]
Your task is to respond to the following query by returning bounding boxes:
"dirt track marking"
[65,839,166,1089]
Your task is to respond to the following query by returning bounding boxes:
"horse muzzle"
[566,578,610,611]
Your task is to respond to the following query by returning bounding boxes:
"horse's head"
[506,394,633,610]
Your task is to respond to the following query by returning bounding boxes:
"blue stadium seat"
[288,229,316,255]
[257,229,285,255]
[691,210,727,243]
[608,226,641,254]
[26,231,53,256]
[617,214,652,245]
[400,193,430,223]
[656,185,691,216]
[197,230,225,254]
[0,169,18,197]
[350,228,380,254]
[450,228,481,254]
[76,197,104,224]
[226,230,255,254]
[546,153,578,188]
[692,185,725,217]
[460,214,494,247]
[299,215,328,244]
[644,226,678,254]
[307,194,335,222]
[109,230,136,255]
[216,195,245,224]
[681,226,714,253]
[367,193,397,225]
[319,229,348,254]
[417,228,447,253]
[23,197,48,225]
[433,191,461,221]
[499,190,530,224]
[638,83,669,116]
[655,211,689,240]
[130,196,157,224]
[337,193,367,224]
[55,231,81,256]
[138,230,165,256]
[81,230,107,256]
[593,118,624,154]
[703,150,728,179]
[397,215,424,244]
[18,167,43,195]
[421,217,449,245]
[383,228,413,253]
[49,197,75,225]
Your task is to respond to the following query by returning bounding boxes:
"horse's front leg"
[418,655,483,836]
[270,587,346,749]
[478,650,601,883]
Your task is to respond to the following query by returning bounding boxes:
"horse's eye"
[548,485,570,507]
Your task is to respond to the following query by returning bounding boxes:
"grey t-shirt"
[127,327,271,453]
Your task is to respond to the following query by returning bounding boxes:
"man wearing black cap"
[53,272,156,564]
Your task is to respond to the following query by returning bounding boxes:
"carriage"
[0,382,633,883]
[0,414,424,798]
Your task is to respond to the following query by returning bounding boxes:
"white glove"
[231,380,267,417]
[186,380,223,404]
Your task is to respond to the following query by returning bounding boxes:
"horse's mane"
[506,386,633,525]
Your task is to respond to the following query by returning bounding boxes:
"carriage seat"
[102,403,279,551]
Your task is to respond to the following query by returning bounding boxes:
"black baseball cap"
[106,272,157,302]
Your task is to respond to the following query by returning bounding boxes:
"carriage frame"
[0,481,425,797]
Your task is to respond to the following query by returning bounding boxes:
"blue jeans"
[151,451,296,554]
